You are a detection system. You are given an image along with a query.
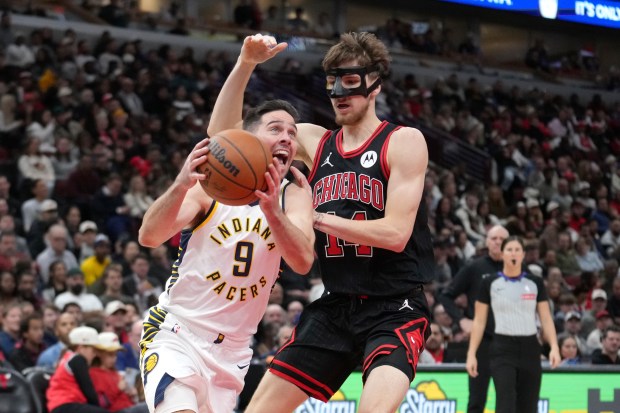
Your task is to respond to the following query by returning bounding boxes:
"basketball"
[198,129,271,206]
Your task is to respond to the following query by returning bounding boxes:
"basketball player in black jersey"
[209,33,435,413]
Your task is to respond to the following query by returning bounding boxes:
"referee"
[439,225,508,413]
[466,236,560,413]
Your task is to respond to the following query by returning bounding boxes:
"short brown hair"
[322,32,391,77]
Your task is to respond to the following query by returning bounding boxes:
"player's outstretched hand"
[466,354,478,378]
[241,33,287,65]
[175,138,210,190]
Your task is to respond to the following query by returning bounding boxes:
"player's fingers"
[270,42,288,55]
[290,166,311,191]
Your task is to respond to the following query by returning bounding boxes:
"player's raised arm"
[207,34,287,137]
[314,127,427,252]
[138,138,212,247]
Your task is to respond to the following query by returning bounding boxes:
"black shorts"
[269,288,430,402]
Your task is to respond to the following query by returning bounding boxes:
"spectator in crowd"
[46,325,105,412]
[312,12,334,38]
[81,233,112,291]
[36,224,78,285]
[0,303,22,355]
[37,311,77,369]
[0,215,30,257]
[7,312,45,372]
[591,325,620,365]
[91,331,148,413]
[0,231,29,272]
[285,300,303,326]
[420,322,447,364]
[116,319,141,373]
[54,268,104,314]
[16,268,42,311]
[28,198,62,257]
[91,173,132,243]
[555,232,581,283]
[455,191,485,243]
[558,336,582,365]
[586,309,614,353]
[262,303,286,331]
[102,300,127,341]
[286,7,309,32]
[42,260,68,303]
[0,270,17,311]
[0,175,20,219]
[21,179,50,233]
[575,236,604,273]
[601,219,620,258]
[42,303,60,347]
[18,136,55,192]
[121,253,160,312]
[98,0,129,27]
[557,311,588,355]
[123,174,153,223]
[99,263,134,307]
[0,11,13,50]
[77,220,98,262]
[233,0,262,31]
[607,276,620,324]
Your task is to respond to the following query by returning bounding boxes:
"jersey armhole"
[307,129,334,183]
[380,124,402,181]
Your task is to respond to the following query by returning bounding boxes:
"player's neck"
[341,116,382,147]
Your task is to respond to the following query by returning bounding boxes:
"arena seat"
[23,367,54,413]
[0,367,40,413]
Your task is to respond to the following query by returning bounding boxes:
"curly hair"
[322,32,391,78]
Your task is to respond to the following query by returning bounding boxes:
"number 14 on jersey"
[324,211,373,257]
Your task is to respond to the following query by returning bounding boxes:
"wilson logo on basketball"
[208,140,241,177]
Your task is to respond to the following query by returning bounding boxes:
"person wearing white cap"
[78,220,98,262]
[90,332,149,413]
[46,326,109,413]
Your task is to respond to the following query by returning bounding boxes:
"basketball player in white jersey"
[137,56,315,412]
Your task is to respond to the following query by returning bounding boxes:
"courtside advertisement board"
[294,368,620,413]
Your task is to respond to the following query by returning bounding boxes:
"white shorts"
[140,309,253,413]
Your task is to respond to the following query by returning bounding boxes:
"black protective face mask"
[325,65,382,99]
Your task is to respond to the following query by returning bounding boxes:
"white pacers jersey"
[156,183,289,340]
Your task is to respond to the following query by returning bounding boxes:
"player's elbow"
[384,234,409,252]
[289,253,314,275]
[138,228,162,248]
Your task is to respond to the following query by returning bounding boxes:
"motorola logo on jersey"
[312,172,385,210]
[360,150,377,168]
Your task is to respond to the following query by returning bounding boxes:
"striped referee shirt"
[478,272,547,336]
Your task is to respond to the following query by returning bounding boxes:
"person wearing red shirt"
[90,332,147,413]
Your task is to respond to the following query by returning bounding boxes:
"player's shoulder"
[298,122,328,139]
[391,125,426,143]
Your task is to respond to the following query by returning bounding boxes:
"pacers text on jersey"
[312,172,385,210]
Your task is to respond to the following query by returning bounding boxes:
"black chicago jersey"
[308,121,435,296]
